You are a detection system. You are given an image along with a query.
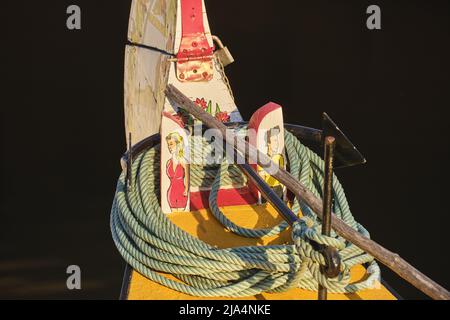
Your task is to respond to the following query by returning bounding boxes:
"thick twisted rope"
[110,129,380,297]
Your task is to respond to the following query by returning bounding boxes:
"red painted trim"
[177,0,213,60]
[190,187,258,211]
[247,102,283,133]
[180,0,205,35]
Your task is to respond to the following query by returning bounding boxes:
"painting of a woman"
[263,125,285,198]
[166,132,189,212]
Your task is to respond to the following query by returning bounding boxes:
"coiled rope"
[110,129,380,297]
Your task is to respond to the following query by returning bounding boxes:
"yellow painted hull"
[122,204,397,300]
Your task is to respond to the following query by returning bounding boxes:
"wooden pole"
[165,84,450,300]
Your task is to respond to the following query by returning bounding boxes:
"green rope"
[110,129,380,297]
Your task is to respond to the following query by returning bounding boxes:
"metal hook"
[319,246,341,278]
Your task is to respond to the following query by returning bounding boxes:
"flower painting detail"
[215,111,230,122]
[173,98,230,126]
[195,98,208,110]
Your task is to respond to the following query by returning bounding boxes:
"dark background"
[2,0,449,299]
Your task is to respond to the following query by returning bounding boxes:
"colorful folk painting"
[165,132,189,211]
[161,112,190,213]
[248,102,287,203]
[262,125,285,198]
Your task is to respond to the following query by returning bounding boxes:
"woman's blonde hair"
[166,132,185,160]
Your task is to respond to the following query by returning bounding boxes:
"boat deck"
[121,204,397,300]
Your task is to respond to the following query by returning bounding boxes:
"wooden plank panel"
[128,0,178,53]
[124,45,170,145]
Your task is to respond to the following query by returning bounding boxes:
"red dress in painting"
[166,158,188,209]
